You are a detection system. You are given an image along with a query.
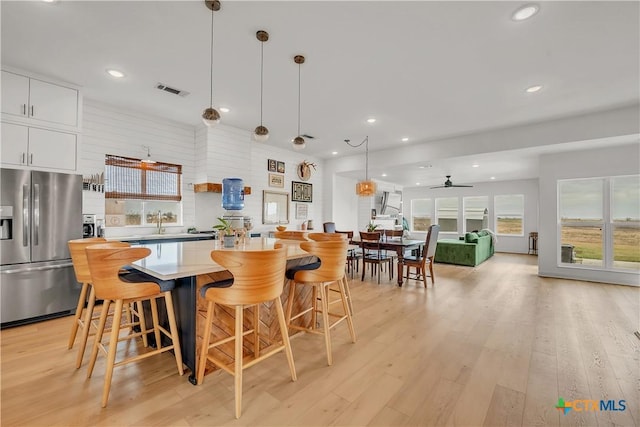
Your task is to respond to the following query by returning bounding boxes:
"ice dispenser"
[0,206,13,240]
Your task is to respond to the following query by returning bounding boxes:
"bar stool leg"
[197,300,215,385]
[285,281,296,327]
[164,292,183,374]
[274,297,297,381]
[342,277,354,316]
[87,299,111,378]
[234,305,243,419]
[68,282,89,349]
[253,304,260,357]
[318,283,333,366]
[338,278,357,343]
[76,286,97,368]
[101,299,124,408]
[150,298,162,349]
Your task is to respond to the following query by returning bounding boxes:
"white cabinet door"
[1,71,29,117]
[29,79,78,127]
[28,128,77,171]
[1,122,29,166]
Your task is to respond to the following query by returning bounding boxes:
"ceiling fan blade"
[451,184,474,187]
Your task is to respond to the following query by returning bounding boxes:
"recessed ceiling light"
[512,4,539,21]
[490,176,496,180]
[367,118,376,123]
[401,137,409,142]
[415,182,421,186]
[219,107,230,113]
[526,85,542,93]
[106,69,125,78]
[42,0,58,3]
[418,166,425,169]
[331,151,338,155]
[381,173,387,177]
[472,164,479,168]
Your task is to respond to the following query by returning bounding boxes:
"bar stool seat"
[196,244,296,419]
[285,239,356,366]
[85,245,184,407]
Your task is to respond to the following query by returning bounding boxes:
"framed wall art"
[295,203,308,219]
[291,181,312,202]
[277,161,285,174]
[267,159,277,172]
[262,191,289,224]
[268,173,284,188]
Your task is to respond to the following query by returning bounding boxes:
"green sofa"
[434,230,495,266]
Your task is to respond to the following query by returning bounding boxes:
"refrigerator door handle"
[22,184,29,247]
[33,183,40,246]
[1,262,73,274]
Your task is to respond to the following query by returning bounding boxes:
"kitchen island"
[130,237,315,384]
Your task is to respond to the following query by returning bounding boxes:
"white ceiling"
[2,1,639,187]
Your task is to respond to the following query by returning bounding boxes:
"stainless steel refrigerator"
[1,168,82,327]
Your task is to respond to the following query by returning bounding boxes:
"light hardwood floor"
[1,254,638,426]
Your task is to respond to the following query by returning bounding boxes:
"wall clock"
[296,160,316,181]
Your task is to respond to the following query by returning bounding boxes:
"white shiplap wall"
[81,99,196,236]
[194,124,324,235]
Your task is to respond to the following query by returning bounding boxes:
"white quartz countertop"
[130,238,311,280]
[108,233,214,242]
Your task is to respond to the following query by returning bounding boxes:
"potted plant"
[214,217,235,248]
[366,223,380,232]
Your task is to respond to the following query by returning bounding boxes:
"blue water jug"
[222,178,244,210]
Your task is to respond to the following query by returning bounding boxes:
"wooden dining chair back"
[274,231,308,240]
[384,229,404,239]
[359,231,393,283]
[403,224,440,287]
[323,222,336,233]
[337,230,361,278]
[67,238,130,368]
[84,244,183,407]
[197,244,296,418]
[285,239,356,365]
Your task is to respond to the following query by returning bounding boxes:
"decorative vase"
[223,234,235,248]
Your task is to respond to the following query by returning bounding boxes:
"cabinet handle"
[21,152,26,164]
[30,105,34,117]
[22,104,27,116]
[30,153,33,165]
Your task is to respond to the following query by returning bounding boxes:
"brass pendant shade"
[202,0,221,127]
[253,30,269,142]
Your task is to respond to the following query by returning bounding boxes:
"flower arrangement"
[213,217,234,236]
[366,223,380,232]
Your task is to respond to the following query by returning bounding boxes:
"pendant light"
[253,30,269,142]
[345,136,377,196]
[141,145,156,164]
[292,55,306,150]
[202,0,221,127]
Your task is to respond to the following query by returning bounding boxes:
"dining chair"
[285,239,356,366]
[323,222,336,233]
[403,224,440,287]
[85,244,183,407]
[196,244,296,418]
[359,231,393,283]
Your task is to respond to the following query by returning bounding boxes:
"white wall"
[193,124,324,236]
[538,143,640,286]
[80,100,196,236]
[403,178,539,254]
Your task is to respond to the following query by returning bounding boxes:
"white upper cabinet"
[1,122,77,171]
[1,70,79,129]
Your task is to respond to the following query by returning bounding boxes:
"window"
[495,194,524,236]
[611,175,640,270]
[558,175,639,271]
[104,154,183,227]
[463,196,488,232]
[411,199,431,231]
[436,197,458,232]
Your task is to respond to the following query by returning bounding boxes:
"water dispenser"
[0,206,13,240]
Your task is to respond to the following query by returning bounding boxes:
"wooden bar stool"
[196,244,296,419]
[285,239,356,366]
[85,245,184,407]
[307,233,354,315]
[67,238,136,369]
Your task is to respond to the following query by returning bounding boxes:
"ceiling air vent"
[155,83,190,97]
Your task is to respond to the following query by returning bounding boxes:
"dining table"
[129,237,315,384]
[351,236,424,286]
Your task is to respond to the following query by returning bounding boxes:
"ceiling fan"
[430,175,473,189]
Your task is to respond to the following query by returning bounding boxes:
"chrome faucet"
[157,210,163,234]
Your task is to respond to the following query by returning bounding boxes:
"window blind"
[105,154,182,201]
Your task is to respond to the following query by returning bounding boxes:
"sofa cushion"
[477,230,489,237]
[465,232,479,243]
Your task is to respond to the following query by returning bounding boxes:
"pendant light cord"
[260,40,264,126]
[297,63,301,136]
[344,136,370,180]
[209,8,214,108]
